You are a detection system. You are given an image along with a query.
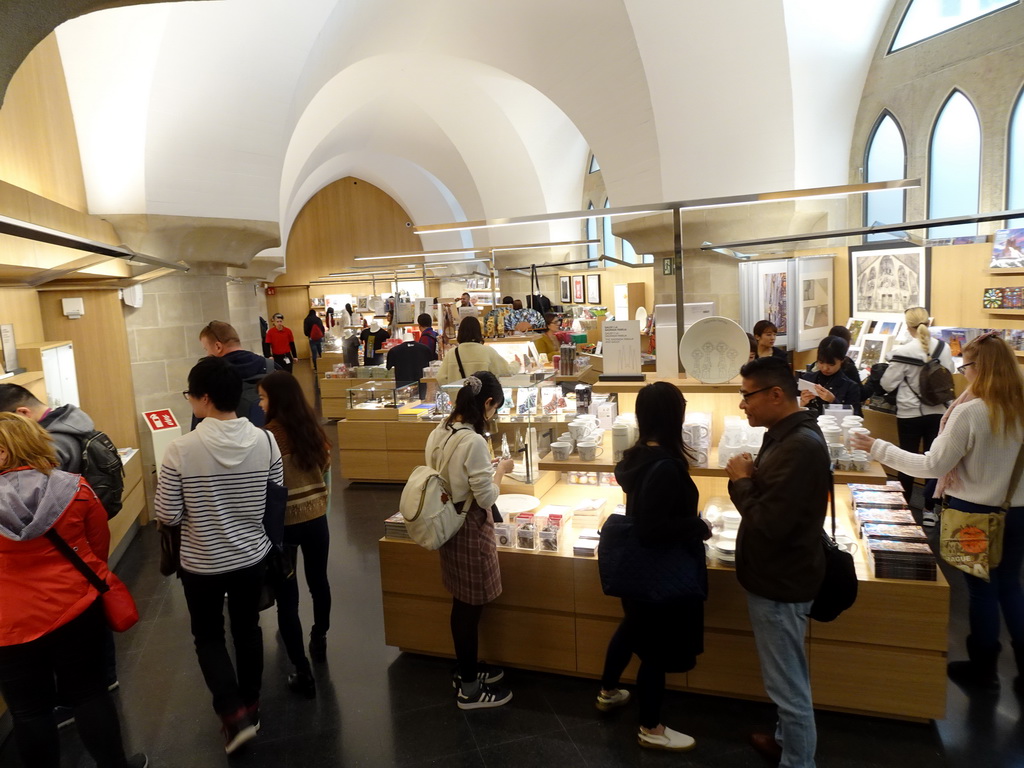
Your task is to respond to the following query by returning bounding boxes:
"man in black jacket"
[197,321,272,428]
[726,357,829,768]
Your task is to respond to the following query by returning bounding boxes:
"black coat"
[613,445,708,671]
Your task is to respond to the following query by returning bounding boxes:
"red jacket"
[0,470,112,646]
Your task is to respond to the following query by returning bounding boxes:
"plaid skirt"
[439,502,501,605]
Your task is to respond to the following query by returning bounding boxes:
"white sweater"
[870,398,1024,507]
[155,418,283,574]
[881,336,956,418]
[435,342,512,385]
[424,421,500,510]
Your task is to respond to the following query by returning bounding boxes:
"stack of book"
[384,512,411,541]
[867,539,937,581]
[862,523,929,543]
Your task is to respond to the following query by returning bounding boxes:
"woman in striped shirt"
[156,357,283,755]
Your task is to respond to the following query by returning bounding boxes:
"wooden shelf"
[983,308,1024,315]
[591,374,741,395]
[987,268,1024,275]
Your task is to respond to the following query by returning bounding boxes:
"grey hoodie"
[39,404,95,473]
[0,468,80,542]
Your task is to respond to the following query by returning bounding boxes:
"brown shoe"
[749,732,782,764]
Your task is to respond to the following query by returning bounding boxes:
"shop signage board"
[601,320,642,380]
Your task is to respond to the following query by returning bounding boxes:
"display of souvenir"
[678,316,749,384]
[863,523,928,543]
[867,539,937,581]
[851,490,910,509]
[990,228,1024,269]
[984,287,1005,308]
[846,317,867,346]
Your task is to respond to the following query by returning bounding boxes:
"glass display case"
[346,381,419,411]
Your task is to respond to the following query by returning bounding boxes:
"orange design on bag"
[955,525,988,554]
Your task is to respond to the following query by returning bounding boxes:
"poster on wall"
[849,243,929,324]
[572,275,585,304]
[586,274,601,305]
[991,228,1024,269]
[559,276,572,304]
[739,259,795,350]
[794,255,834,352]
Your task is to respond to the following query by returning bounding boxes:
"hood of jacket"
[223,349,270,380]
[0,468,80,541]
[614,444,679,495]
[195,417,265,468]
[39,404,94,439]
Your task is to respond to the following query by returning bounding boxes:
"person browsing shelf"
[435,317,512,385]
[798,336,863,417]
[533,313,562,361]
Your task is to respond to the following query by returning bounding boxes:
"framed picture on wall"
[586,274,601,305]
[560,276,572,304]
[572,275,585,304]
[849,243,929,324]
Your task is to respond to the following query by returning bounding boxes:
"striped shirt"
[155,418,283,575]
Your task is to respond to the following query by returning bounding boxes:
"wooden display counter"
[379,482,949,722]
[109,449,148,557]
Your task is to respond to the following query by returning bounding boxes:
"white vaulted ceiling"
[52,0,897,264]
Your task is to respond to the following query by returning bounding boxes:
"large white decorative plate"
[678,316,749,383]
[495,494,541,517]
[634,306,649,325]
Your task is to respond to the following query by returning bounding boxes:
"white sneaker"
[922,510,938,527]
[638,725,696,751]
[595,688,631,711]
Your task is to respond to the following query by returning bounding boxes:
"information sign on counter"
[142,408,182,474]
[600,320,643,381]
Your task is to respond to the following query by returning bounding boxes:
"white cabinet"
[17,342,79,408]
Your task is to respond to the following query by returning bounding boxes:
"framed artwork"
[847,346,862,368]
[849,243,929,324]
[991,228,1024,269]
[846,317,867,346]
[794,255,834,351]
[739,259,795,349]
[874,320,903,337]
[586,274,601,305]
[859,334,893,370]
[572,275,585,304]
[559,276,572,304]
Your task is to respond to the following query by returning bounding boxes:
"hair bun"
[463,376,482,395]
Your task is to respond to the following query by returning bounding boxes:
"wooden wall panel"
[280,178,423,286]
[0,287,44,344]
[37,290,140,452]
[0,35,86,212]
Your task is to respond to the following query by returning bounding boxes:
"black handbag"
[259,432,294,611]
[598,461,708,603]
[808,470,858,622]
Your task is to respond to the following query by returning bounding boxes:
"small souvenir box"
[516,513,537,550]
[494,523,515,549]
[538,529,560,552]
[572,539,599,557]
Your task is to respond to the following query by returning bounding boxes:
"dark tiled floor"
[1,363,1021,766]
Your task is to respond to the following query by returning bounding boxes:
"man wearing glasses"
[725,356,830,768]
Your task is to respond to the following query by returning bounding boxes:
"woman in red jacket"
[0,413,146,768]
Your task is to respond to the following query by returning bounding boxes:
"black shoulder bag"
[809,468,859,622]
[455,347,466,378]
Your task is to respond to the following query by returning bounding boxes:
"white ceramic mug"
[551,442,572,461]
[578,441,604,461]
[848,427,871,448]
[685,423,710,442]
[569,422,597,442]
[827,442,844,459]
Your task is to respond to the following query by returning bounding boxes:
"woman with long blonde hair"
[879,307,956,524]
[853,333,1024,691]
[0,413,146,767]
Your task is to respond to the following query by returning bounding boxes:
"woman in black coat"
[799,335,863,417]
[597,381,710,752]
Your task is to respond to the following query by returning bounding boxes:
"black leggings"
[896,414,942,506]
[601,619,665,729]
[450,599,484,683]
[0,600,130,768]
[277,515,332,672]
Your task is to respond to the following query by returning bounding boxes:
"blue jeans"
[957,501,1024,649]
[747,593,816,768]
[309,340,322,367]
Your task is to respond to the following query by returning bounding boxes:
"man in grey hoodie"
[0,384,95,472]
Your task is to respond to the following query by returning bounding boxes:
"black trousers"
[0,600,130,768]
[272,354,294,374]
[896,414,943,508]
[276,516,332,672]
[451,599,483,684]
[181,558,266,717]
[600,618,665,730]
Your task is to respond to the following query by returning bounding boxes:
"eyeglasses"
[182,390,194,400]
[739,386,775,401]
[957,362,975,374]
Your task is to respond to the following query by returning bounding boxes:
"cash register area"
[0,366,1019,768]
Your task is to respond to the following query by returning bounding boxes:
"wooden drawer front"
[494,550,575,613]
[379,541,447,600]
[337,420,388,444]
[577,616,636,678]
[384,422,436,449]
[322,398,347,419]
[573,559,622,618]
[686,630,769,699]
[810,641,946,720]
[339,449,386,481]
[809,579,949,651]
[123,453,142,494]
[387,451,423,482]
[382,594,451,655]
[704,569,754,632]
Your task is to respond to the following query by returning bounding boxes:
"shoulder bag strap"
[1000,442,1024,513]
[454,347,466,378]
[795,423,838,537]
[45,529,109,594]
[435,427,475,510]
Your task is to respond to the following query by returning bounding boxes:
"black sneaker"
[220,711,257,754]
[54,705,74,729]
[309,634,327,664]
[456,683,513,710]
[451,663,504,689]
[287,670,316,699]
[127,753,149,768]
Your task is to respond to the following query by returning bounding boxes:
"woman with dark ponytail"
[424,370,514,709]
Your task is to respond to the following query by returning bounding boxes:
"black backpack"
[237,358,273,425]
[80,430,124,519]
[864,362,897,414]
[896,339,955,407]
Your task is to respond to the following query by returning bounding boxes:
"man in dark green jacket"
[726,356,830,768]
